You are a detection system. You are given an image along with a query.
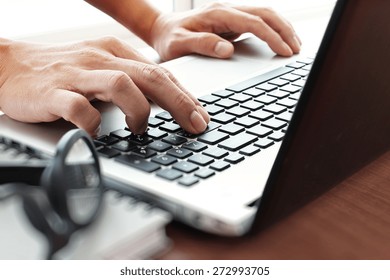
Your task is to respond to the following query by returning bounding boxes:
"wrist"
[119,3,161,46]
[86,0,161,46]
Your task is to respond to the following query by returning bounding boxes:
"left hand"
[150,2,302,61]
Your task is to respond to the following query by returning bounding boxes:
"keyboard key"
[243,87,265,97]
[292,69,310,77]
[205,104,224,115]
[269,78,289,87]
[234,116,259,128]
[131,147,157,158]
[226,66,293,92]
[162,134,188,146]
[286,62,306,69]
[210,160,230,171]
[218,133,257,151]
[148,140,172,152]
[263,104,287,114]
[167,147,193,159]
[268,131,285,141]
[148,117,165,127]
[128,134,153,146]
[249,110,273,121]
[203,147,229,159]
[147,128,168,139]
[292,79,306,87]
[195,168,215,179]
[159,122,182,133]
[188,154,215,166]
[182,141,208,152]
[156,168,183,180]
[93,141,104,149]
[239,145,260,156]
[280,84,302,93]
[178,176,199,186]
[177,122,221,138]
[229,94,252,103]
[211,113,236,124]
[280,73,301,82]
[247,125,273,137]
[215,99,238,109]
[212,89,234,98]
[262,118,288,130]
[241,100,264,110]
[276,111,294,122]
[224,153,245,164]
[254,138,274,148]
[156,111,173,121]
[226,107,250,117]
[198,94,221,104]
[289,92,302,100]
[219,123,245,135]
[115,154,160,173]
[111,140,137,152]
[110,129,131,139]
[151,154,178,166]
[172,161,199,173]
[297,57,314,64]
[97,147,121,158]
[277,98,298,109]
[255,95,277,105]
[267,90,290,99]
[256,83,278,92]
[197,130,229,145]
[95,135,119,146]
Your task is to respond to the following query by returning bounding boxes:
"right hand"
[0,37,209,136]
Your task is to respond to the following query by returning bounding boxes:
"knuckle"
[78,47,103,59]
[101,35,121,46]
[65,95,90,120]
[205,1,224,10]
[141,65,167,84]
[262,7,276,14]
[174,92,194,111]
[107,71,132,92]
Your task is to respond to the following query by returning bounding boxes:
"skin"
[0,0,301,136]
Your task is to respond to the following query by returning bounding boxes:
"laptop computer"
[1,0,389,237]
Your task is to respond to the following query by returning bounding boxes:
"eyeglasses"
[0,129,103,259]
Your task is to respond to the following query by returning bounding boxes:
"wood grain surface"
[162,151,390,260]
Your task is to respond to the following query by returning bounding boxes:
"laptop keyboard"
[95,58,313,186]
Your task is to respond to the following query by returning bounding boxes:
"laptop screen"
[253,0,390,231]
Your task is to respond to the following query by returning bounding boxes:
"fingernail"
[93,125,101,136]
[282,42,293,56]
[196,105,210,123]
[214,41,233,57]
[190,110,207,133]
[292,36,301,53]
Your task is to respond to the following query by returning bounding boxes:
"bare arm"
[84,0,160,46]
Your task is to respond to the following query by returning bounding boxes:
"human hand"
[0,37,209,136]
[150,2,301,61]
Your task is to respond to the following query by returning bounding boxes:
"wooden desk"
[162,151,390,260]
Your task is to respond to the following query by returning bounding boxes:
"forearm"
[85,0,161,46]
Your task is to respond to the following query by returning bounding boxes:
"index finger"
[207,6,298,56]
[124,61,210,134]
[234,6,301,54]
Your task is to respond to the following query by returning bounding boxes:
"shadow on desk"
[162,151,390,260]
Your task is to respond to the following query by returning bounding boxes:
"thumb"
[187,32,234,58]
